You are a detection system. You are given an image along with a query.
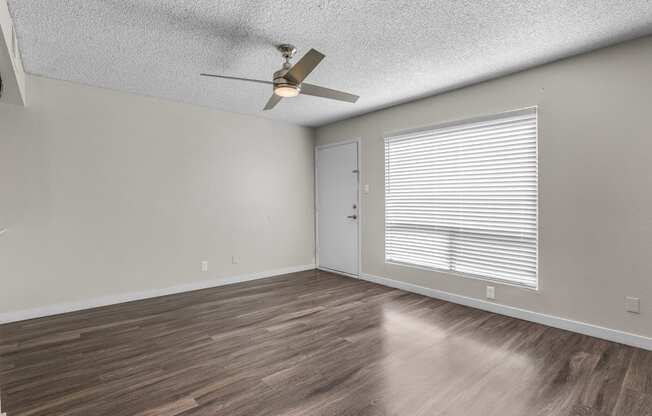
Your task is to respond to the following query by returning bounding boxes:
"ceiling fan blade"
[285,49,325,84]
[200,73,273,85]
[300,83,359,103]
[263,94,282,110]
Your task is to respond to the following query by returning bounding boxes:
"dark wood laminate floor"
[1,269,651,416]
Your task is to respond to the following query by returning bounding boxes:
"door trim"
[314,138,362,277]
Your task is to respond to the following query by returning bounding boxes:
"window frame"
[383,107,540,290]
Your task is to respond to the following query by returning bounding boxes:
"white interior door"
[316,141,359,276]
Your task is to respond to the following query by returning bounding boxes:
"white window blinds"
[384,108,538,288]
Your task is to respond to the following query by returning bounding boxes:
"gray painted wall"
[316,36,652,338]
[0,75,315,314]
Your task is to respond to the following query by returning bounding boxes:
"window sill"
[385,260,539,292]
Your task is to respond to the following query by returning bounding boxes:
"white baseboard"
[358,272,652,351]
[0,264,316,324]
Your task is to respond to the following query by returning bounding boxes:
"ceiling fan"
[201,44,359,111]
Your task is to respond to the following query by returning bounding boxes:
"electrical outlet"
[363,184,370,194]
[486,286,496,300]
[201,261,208,272]
[231,256,238,264]
[625,296,640,314]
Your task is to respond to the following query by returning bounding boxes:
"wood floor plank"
[624,349,652,396]
[1,269,651,415]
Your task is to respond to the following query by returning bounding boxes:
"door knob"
[347,215,358,219]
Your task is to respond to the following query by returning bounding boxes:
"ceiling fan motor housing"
[274,44,301,93]
[273,68,301,91]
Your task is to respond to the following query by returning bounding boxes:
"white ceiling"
[8,0,652,126]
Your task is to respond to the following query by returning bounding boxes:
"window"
[384,108,538,288]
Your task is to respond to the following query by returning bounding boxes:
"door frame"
[314,138,362,277]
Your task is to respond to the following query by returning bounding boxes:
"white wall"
[0,75,315,316]
[316,36,652,339]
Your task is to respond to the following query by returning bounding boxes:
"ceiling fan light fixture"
[274,85,300,97]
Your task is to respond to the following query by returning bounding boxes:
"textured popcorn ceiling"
[7,0,652,126]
